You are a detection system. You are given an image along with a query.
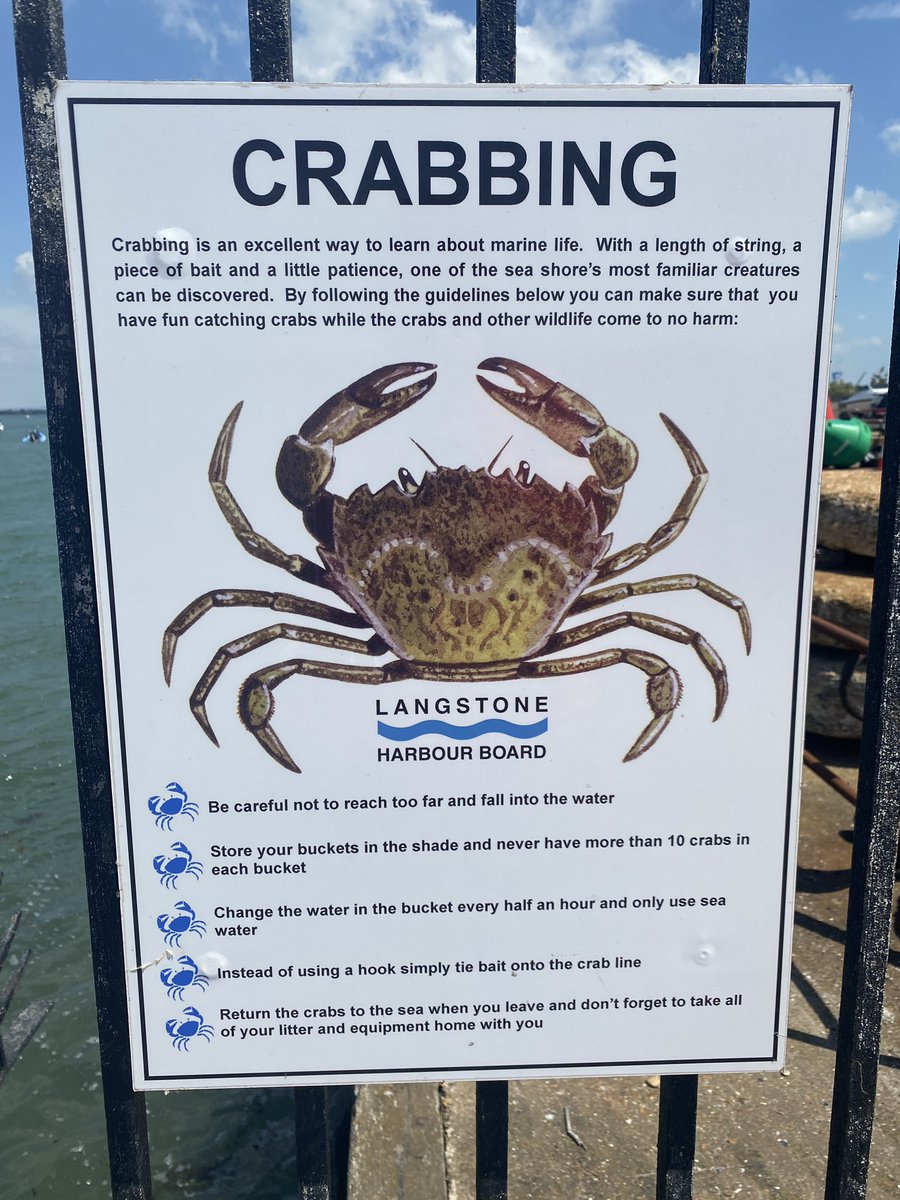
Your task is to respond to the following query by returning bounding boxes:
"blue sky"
[1,0,899,403]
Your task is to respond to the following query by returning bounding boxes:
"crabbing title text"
[232,139,678,207]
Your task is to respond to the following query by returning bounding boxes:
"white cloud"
[290,0,697,85]
[145,0,697,85]
[150,0,242,59]
[849,2,900,15]
[842,185,900,240]
[863,271,879,281]
[14,252,34,284]
[520,0,621,43]
[569,38,696,85]
[831,334,884,363]
[777,65,834,85]
[0,252,42,402]
[0,301,40,366]
[294,0,476,84]
[881,120,900,155]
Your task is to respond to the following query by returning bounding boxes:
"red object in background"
[826,395,835,420]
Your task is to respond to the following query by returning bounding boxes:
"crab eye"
[398,467,418,495]
[516,460,531,484]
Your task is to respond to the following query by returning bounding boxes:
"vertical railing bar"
[295,1087,335,1200]
[824,243,900,1199]
[11,1,153,1197]
[475,1079,509,1200]
[652,6,753,1197]
[475,0,516,84]
[474,0,514,1186]
[248,0,293,83]
[656,1076,699,1200]
[244,6,343,1197]
[698,0,750,85]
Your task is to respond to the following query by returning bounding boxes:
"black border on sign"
[63,91,843,1087]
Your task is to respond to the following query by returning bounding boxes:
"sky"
[1,0,899,405]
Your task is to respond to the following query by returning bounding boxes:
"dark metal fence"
[12,0,900,1196]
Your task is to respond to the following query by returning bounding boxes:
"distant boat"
[835,386,888,420]
[22,428,46,443]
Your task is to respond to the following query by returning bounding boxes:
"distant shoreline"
[0,409,47,415]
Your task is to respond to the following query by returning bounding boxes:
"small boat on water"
[22,428,47,443]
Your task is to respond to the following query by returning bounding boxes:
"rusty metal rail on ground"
[803,614,867,807]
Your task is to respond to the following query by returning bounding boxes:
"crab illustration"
[147,781,199,830]
[160,955,209,1001]
[163,358,751,770]
[165,1005,214,1052]
[157,901,206,947]
[152,842,204,889]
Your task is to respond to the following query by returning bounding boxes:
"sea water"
[0,412,303,1198]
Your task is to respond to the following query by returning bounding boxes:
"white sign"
[56,82,849,1090]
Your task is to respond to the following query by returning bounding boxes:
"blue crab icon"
[160,955,209,1001]
[157,901,206,946]
[165,1005,214,1052]
[153,842,204,889]
[147,781,198,830]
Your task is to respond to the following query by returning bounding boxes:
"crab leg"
[476,357,638,522]
[275,362,437,516]
[161,588,367,683]
[239,657,411,772]
[542,611,728,719]
[571,574,752,653]
[210,404,331,587]
[593,414,708,579]
[187,625,390,751]
[520,647,682,761]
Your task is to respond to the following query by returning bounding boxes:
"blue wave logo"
[377,718,548,742]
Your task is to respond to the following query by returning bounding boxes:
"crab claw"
[298,361,437,448]
[277,363,437,518]
[238,671,301,773]
[477,357,638,493]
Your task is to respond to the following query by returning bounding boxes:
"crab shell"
[320,466,611,666]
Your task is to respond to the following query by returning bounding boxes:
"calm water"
[0,412,303,1198]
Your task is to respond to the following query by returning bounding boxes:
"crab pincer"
[476,356,638,494]
[299,360,437,446]
[276,361,437,512]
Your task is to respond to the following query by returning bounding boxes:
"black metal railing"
[12,0,900,1196]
